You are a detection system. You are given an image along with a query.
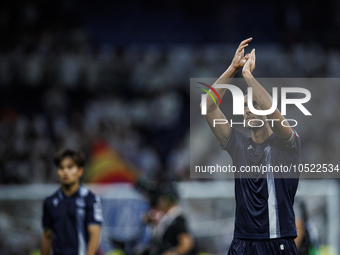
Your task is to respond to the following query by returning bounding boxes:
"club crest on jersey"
[53,198,59,207]
[76,198,86,208]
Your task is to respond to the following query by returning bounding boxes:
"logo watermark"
[190,78,338,179]
[198,82,311,127]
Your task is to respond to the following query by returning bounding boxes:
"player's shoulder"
[174,214,186,224]
[221,127,250,152]
[169,215,188,233]
[79,185,101,202]
[231,127,249,141]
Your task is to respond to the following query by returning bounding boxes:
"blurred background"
[0,0,340,254]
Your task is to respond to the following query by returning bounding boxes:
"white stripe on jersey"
[264,146,281,239]
[76,208,86,255]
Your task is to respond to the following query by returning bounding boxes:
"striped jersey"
[42,185,103,255]
[222,127,300,239]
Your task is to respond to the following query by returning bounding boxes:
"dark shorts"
[228,237,298,255]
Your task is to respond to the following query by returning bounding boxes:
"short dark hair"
[53,149,86,168]
[155,182,179,204]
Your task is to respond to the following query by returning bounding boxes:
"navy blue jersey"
[222,127,300,239]
[42,185,103,255]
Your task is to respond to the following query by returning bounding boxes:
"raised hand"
[230,37,252,70]
[243,48,256,74]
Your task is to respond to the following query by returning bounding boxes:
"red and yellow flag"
[84,140,137,183]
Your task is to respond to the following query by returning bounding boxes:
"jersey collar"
[252,132,275,146]
[58,184,82,199]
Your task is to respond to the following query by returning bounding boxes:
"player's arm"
[40,229,53,255]
[162,233,194,255]
[242,49,293,139]
[201,38,252,146]
[294,218,305,250]
[86,224,101,255]
[86,194,103,255]
[176,233,194,254]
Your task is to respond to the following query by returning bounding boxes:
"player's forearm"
[242,70,273,110]
[203,65,238,112]
[215,65,238,85]
[40,235,52,255]
[86,235,100,255]
[294,219,304,250]
[175,242,193,254]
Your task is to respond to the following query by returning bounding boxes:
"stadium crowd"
[1,38,340,184]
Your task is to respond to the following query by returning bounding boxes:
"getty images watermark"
[199,83,311,127]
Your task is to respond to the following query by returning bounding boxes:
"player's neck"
[164,204,177,214]
[251,125,273,144]
[61,182,80,197]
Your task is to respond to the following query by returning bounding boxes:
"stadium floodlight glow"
[200,84,312,116]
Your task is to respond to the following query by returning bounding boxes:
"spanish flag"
[84,139,138,183]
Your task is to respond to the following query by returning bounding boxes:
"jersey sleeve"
[172,216,188,236]
[42,199,52,230]
[221,127,247,158]
[86,194,103,226]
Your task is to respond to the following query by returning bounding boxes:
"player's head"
[155,182,179,212]
[243,90,271,130]
[53,149,85,186]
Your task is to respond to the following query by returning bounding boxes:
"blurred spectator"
[145,183,197,255]
[294,199,320,255]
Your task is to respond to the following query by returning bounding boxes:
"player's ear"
[78,167,84,178]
